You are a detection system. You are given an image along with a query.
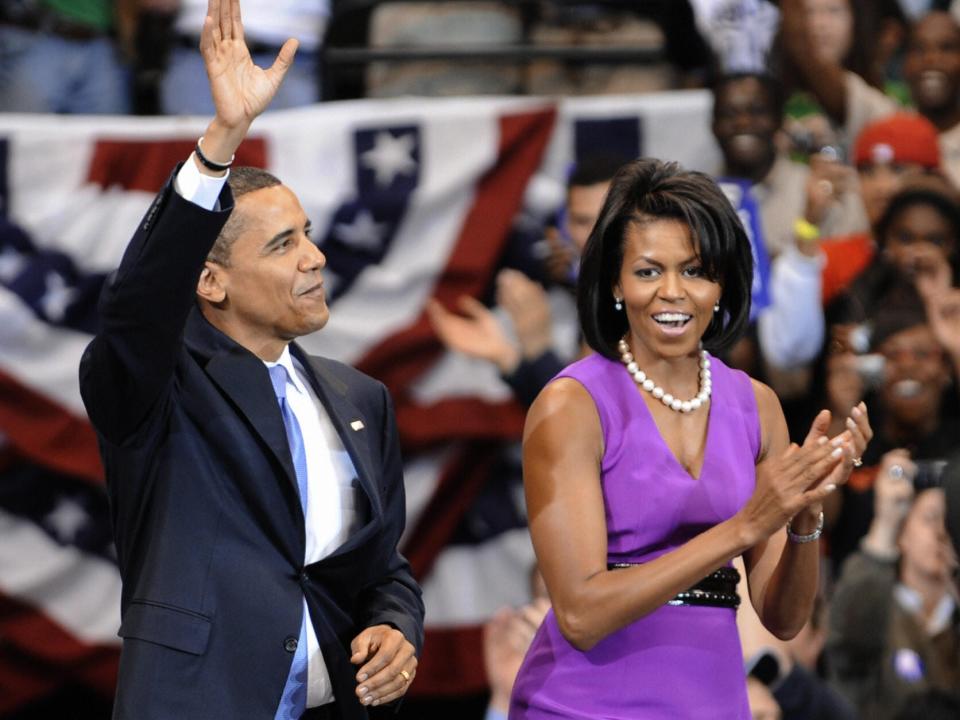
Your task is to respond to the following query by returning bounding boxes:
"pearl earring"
[615,298,623,311]
[713,302,720,313]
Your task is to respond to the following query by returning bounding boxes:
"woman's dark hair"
[875,185,960,259]
[893,689,960,720]
[835,185,960,323]
[577,158,753,359]
[868,285,929,352]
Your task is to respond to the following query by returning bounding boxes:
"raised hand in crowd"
[483,598,551,716]
[495,269,554,362]
[426,294,520,374]
[924,288,960,376]
[825,335,868,428]
[542,225,578,286]
[778,0,847,124]
[860,450,917,560]
[427,269,553,375]
[802,150,857,243]
[902,240,954,303]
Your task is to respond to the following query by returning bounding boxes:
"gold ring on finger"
[399,669,411,683]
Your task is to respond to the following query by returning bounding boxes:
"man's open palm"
[200,0,298,128]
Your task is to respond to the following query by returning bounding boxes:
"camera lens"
[914,459,948,490]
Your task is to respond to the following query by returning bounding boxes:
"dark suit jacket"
[79,174,424,720]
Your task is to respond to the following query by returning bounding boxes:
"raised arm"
[779,0,849,124]
[79,0,297,444]
[197,0,297,167]
[524,378,846,651]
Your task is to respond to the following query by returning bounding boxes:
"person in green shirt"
[0,0,131,113]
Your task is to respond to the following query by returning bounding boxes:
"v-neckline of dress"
[619,355,717,483]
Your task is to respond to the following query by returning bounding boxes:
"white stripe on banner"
[398,447,451,547]
[300,101,545,364]
[0,287,90,415]
[420,528,536,627]
[0,509,121,645]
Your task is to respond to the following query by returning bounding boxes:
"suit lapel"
[184,309,380,556]
[185,310,303,509]
[294,348,383,548]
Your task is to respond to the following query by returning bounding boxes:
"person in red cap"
[754,112,949,441]
[781,2,960,187]
[819,112,945,304]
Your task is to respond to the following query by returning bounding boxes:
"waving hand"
[196,0,298,167]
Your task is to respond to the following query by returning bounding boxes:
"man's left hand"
[350,624,417,707]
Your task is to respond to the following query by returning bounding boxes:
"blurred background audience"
[828,474,959,719]
[0,0,134,113]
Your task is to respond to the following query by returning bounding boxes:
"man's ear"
[197,262,227,304]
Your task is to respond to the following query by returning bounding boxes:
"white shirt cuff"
[174,155,229,211]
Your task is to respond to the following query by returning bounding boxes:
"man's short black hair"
[577,158,753,359]
[208,166,283,266]
[875,185,960,250]
[710,71,785,123]
[568,155,624,190]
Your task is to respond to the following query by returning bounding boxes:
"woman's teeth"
[653,312,691,328]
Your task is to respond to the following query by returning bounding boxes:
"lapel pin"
[350,420,365,431]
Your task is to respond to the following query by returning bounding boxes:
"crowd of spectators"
[5,2,960,720]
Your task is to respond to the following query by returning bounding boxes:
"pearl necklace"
[617,339,711,413]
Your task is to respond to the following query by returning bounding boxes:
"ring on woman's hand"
[889,464,904,479]
[852,456,863,468]
[399,670,411,683]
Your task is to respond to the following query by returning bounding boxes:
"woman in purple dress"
[509,159,874,719]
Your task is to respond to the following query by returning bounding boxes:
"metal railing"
[321,0,670,98]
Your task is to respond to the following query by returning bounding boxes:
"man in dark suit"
[79,1,423,717]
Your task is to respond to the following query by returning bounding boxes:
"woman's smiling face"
[614,218,722,363]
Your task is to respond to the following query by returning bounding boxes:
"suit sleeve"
[357,383,425,655]
[79,169,234,446]
[501,350,565,408]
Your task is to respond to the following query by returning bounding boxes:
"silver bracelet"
[786,511,824,543]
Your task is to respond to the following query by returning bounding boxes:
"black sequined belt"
[607,564,741,609]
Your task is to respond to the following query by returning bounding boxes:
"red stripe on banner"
[356,108,557,423]
[377,111,555,702]
[86,138,268,193]
[407,625,487,698]
[398,398,525,451]
[0,370,103,484]
[403,442,500,580]
[0,655,60,715]
[0,593,118,713]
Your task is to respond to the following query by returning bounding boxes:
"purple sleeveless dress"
[509,353,760,719]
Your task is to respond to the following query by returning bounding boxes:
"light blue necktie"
[269,364,310,720]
